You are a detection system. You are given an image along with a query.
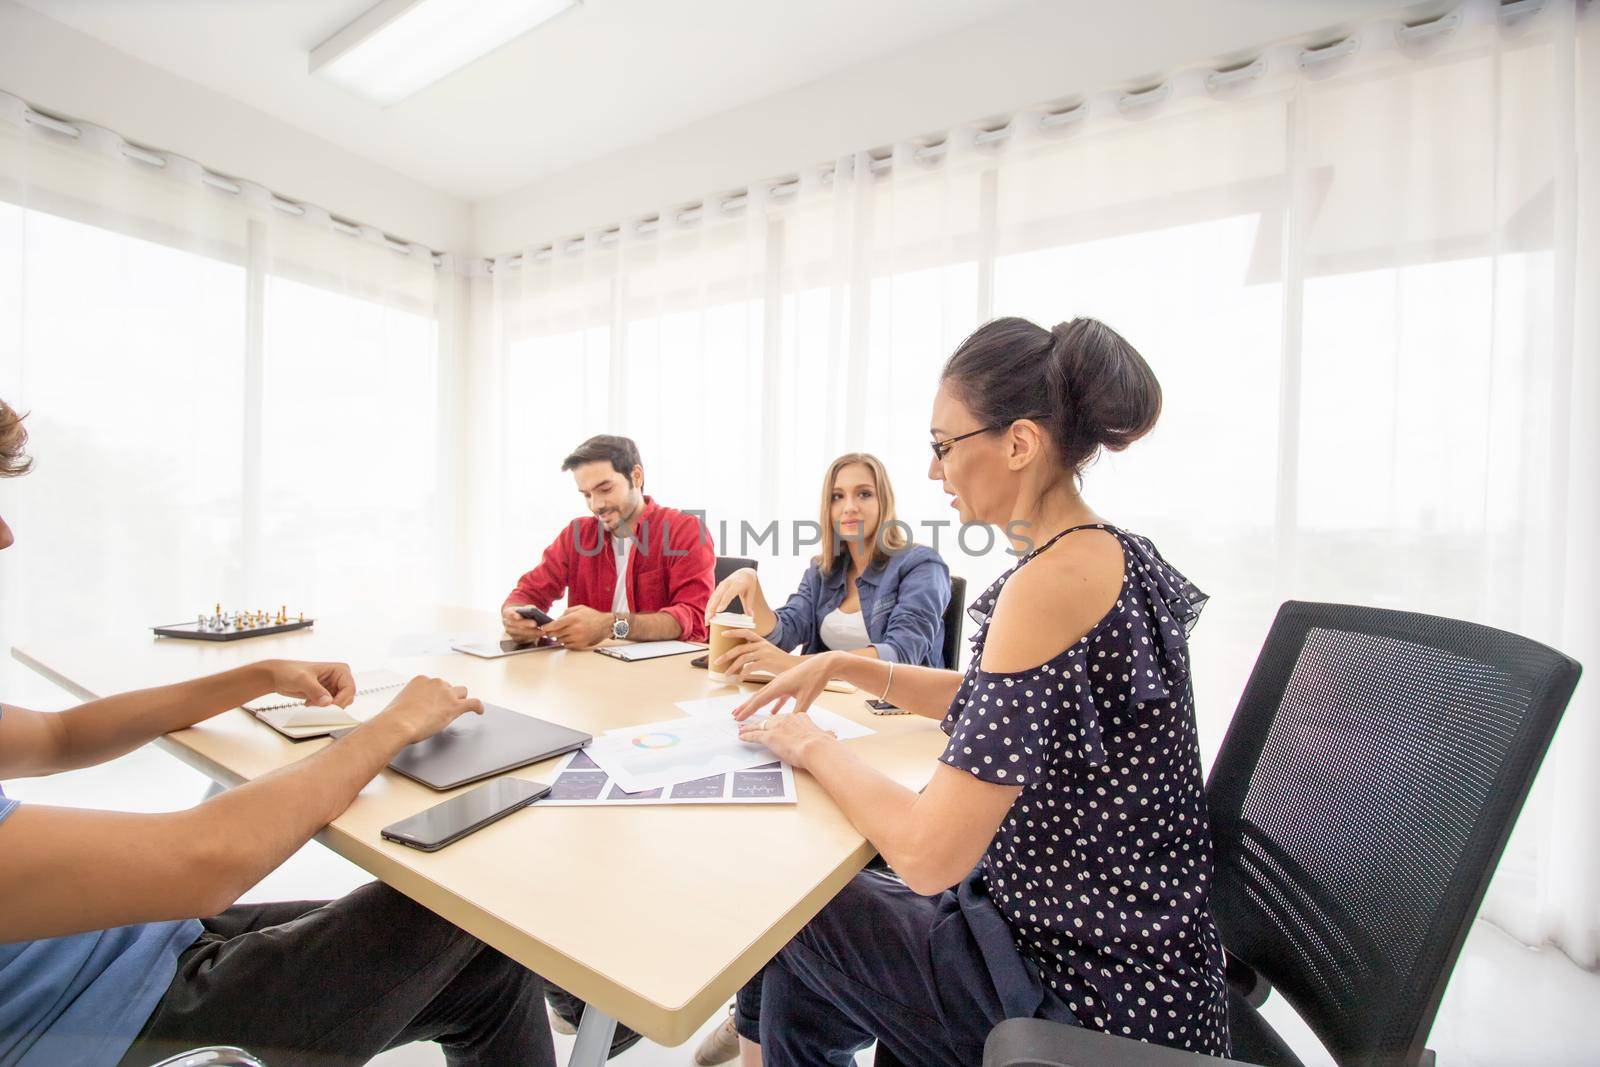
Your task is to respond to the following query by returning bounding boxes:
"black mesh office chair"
[715,555,757,614]
[985,600,1581,1067]
[941,575,967,670]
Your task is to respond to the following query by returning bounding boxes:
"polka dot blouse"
[940,523,1230,1056]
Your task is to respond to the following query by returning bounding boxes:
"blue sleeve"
[766,563,823,653]
[873,551,951,666]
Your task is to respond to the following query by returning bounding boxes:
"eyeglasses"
[929,426,998,461]
[929,415,1050,461]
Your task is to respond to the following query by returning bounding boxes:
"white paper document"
[541,747,795,806]
[582,713,784,793]
[674,692,875,742]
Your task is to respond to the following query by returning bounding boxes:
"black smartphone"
[514,604,554,626]
[690,653,709,669]
[865,698,908,715]
[380,778,550,852]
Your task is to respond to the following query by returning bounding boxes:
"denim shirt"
[765,543,951,667]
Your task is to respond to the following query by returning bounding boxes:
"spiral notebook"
[244,668,406,740]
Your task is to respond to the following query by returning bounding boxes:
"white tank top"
[818,607,871,652]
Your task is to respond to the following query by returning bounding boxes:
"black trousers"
[732,870,1078,1067]
[116,881,555,1067]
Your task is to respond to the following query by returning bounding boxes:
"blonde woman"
[705,453,951,680]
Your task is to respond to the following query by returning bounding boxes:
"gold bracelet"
[880,660,896,703]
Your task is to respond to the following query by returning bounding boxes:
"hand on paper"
[731,651,840,721]
[736,709,834,769]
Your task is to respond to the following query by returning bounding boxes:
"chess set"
[153,604,314,642]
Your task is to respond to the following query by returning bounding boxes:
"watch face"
[613,618,629,639]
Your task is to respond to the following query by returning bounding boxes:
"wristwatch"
[611,613,631,640]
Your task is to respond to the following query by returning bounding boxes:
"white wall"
[0,0,470,253]
[472,0,1433,257]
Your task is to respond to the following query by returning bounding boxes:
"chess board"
[154,611,314,641]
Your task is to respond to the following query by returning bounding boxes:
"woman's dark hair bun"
[941,315,1161,475]
[1045,317,1161,458]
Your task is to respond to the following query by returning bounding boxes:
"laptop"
[386,704,592,791]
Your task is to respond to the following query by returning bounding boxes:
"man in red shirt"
[501,435,714,649]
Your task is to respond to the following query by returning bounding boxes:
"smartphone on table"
[380,778,550,852]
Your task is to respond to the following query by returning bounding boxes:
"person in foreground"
[0,400,558,1067]
[704,452,950,679]
[694,317,1231,1066]
[502,434,714,650]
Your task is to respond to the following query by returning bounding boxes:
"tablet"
[387,703,592,791]
[452,636,560,658]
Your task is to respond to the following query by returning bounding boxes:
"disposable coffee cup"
[707,611,756,684]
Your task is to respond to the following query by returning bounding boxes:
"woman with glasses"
[702,452,951,680]
[697,317,1230,1067]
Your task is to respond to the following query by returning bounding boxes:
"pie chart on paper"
[586,712,800,793]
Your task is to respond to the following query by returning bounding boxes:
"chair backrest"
[716,556,757,615]
[1206,601,1580,1067]
[942,576,967,670]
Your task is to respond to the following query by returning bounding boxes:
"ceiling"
[12,0,1038,201]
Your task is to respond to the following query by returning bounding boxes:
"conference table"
[11,606,948,1065]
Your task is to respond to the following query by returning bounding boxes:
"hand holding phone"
[381,777,549,852]
[501,603,549,644]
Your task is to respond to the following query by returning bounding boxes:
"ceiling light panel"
[311,0,579,106]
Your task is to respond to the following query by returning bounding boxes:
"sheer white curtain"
[485,0,1598,965]
[0,101,466,679]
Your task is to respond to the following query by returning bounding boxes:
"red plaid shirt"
[504,497,714,642]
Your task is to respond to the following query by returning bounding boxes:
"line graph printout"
[583,714,780,793]
[541,748,795,806]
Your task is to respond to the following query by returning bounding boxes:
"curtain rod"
[3,91,449,270]
[1,0,1552,278]
[488,0,1548,275]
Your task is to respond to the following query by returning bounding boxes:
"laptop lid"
[388,703,592,791]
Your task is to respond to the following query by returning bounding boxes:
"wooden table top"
[12,606,947,1046]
